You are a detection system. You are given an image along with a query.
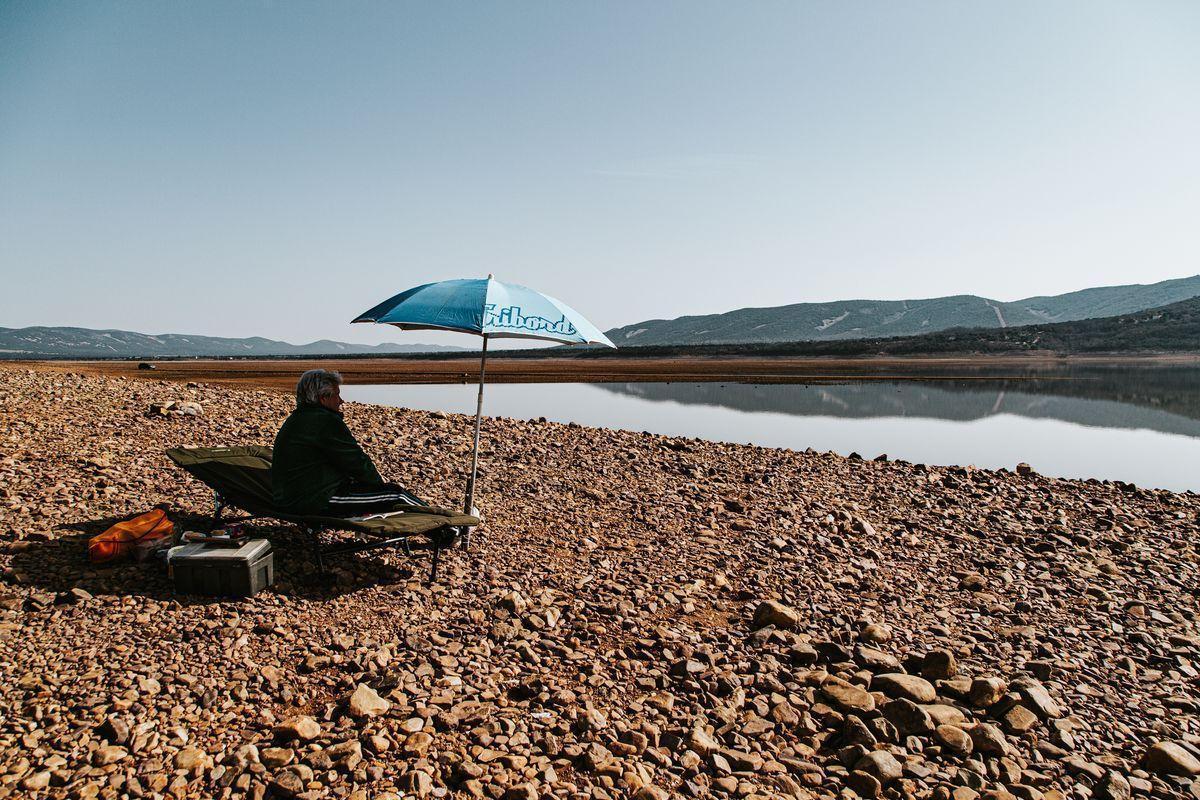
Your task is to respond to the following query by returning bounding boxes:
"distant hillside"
[605,274,1200,346]
[581,295,1200,359]
[0,327,464,358]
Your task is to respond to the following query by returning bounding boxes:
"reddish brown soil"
[21,353,1199,392]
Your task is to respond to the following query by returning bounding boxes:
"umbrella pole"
[464,334,488,534]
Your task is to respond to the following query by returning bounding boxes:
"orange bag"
[88,508,175,564]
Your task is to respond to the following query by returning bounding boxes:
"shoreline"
[14,352,1200,392]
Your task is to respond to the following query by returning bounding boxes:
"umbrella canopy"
[353,276,615,347]
[352,276,614,540]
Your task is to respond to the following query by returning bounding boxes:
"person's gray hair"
[295,369,343,407]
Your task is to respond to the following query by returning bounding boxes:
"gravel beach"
[1,365,1198,800]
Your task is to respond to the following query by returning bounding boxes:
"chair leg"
[305,525,326,574]
[429,542,441,584]
[208,493,226,534]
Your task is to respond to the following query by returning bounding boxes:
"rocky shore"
[1,366,1198,800]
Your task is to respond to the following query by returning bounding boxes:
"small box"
[170,539,274,597]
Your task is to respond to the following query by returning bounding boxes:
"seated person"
[272,369,418,516]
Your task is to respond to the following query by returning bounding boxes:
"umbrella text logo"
[484,304,578,336]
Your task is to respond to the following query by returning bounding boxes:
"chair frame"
[203,490,454,583]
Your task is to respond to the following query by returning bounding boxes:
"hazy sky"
[2,1,1198,346]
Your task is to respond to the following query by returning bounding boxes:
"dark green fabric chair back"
[166,446,276,515]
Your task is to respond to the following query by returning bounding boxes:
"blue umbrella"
[353,275,615,529]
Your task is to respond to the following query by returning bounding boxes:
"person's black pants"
[326,482,423,516]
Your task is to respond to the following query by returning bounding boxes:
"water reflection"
[599,366,1200,438]
[345,365,1200,491]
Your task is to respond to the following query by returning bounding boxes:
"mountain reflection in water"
[344,364,1200,491]
[598,366,1200,439]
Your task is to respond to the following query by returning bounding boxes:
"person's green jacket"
[271,404,383,512]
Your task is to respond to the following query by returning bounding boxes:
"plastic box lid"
[170,539,272,563]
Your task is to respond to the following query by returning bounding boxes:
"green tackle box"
[169,539,274,597]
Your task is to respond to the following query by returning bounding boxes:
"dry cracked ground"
[1,365,1199,800]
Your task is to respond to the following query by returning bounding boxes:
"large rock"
[328,740,362,769]
[968,677,1007,708]
[21,772,51,791]
[923,704,966,726]
[935,724,973,754]
[148,400,203,417]
[1092,771,1132,800]
[840,715,878,747]
[882,698,934,735]
[404,770,434,796]
[92,745,128,766]
[1141,741,1200,776]
[959,573,987,592]
[347,683,391,718]
[96,716,130,745]
[261,747,294,768]
[273,715,322,741]
[686,727,721,756]
[963,723,1009,755]
[846,771,882,798]
[752,600,800,630]
[1011,679,1061,719]
[403,732,434,756]
[854,750,904,783]
[999,704,1039,733]
[174,747,210,771]
[820,676,876,713]
[855,646,901,672]
[859,623,892,643]
[577,742,613,771]
[270,771,305,798]
[873,673,936,703]
[921,649,958,680]
[176,400,203,416]
[501,591,528,613]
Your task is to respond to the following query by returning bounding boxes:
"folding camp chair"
[166,446,479,582]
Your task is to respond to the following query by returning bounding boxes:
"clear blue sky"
[2,1,1198,345]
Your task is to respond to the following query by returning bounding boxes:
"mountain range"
[478,294,1199,360]
[3,274,1198,358]
[0,327,463,358]
[604,274,1200,346]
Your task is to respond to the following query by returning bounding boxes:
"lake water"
[344,365,1200,492]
